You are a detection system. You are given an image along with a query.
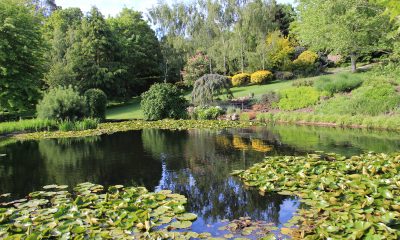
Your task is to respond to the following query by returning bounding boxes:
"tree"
[182,52,210,87]
[0,0,44,112]
[294,0,390,72]
[66,7,123,97]
[191,74,233,106]
[265,31,295,70]
[108,9,163,98]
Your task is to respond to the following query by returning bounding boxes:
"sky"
[56,0,295,17]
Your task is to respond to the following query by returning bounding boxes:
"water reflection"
[1,125,400,234]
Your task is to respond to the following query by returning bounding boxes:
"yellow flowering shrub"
[250,70,274,84]
[232,73,250,87]
[293,50,319,65]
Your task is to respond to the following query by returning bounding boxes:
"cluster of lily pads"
[0,183,209,239]
[232,152,400,239]
[16,120,267,140]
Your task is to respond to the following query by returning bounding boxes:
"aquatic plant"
[232,153,400,239]
[0,183,204,239]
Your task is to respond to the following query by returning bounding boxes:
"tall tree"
[0,0,44,112]
[66,7,123,97]
[294,0,390,72]
[108,8,163,98]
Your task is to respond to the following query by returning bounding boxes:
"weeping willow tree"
[191,74,233,106]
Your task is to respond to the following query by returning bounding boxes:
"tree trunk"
[350,53,357,73]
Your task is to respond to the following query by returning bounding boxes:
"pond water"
[1,124,399,237]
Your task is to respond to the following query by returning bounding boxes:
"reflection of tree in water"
[143,129,289,225]
[38,132,162,190]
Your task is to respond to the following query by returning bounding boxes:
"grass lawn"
[106,97,144,120]
[105,71,361,120]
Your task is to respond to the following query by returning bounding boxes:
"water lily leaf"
[224,234,234,239]
[170,221,192,229]
[176,213,197,221]
[260,234,277,240]
[43,185,59,189]
[71,226,86,234]
[379,189,393,199]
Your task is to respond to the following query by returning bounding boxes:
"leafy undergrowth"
[232,153,400,239]
[16,120,267,140]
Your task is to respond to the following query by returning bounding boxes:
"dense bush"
[292,50,320,76]
[192,106,224,120]
[37,86,86,121]
[84,89,107,120]
[250,70,274,84]
[232,73,250,87]
[316,79,400,116]
[265,31,295,70]
[191,74,233,106]
[275,71,294,80]
[278,87,321,110]
[141,83,188,121]
[314,73,363,95]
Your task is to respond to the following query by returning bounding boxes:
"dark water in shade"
[0,124,399,236]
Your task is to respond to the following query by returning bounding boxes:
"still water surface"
[0,125,399,236]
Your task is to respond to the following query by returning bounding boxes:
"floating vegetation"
[16,120,267,140]
[0,183,210,239]
[232,153,400,239]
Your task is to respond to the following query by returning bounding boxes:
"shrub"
[265,31,295,70]
[293,50,319,65]
[141,83,188,121]
[36,86,86,121]
[259,91,280,108]
[314,73,363,95]
[192,106,224,120]
[275,71,294,80]
[278,87,321,110]
[191,74,233,106]
[250,70,274,84]
[84,89,107,120]
[232,73,250,87]
[292,50,320,76]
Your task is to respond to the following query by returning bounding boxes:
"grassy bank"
[0,119,57,135]
[256,112,400,131]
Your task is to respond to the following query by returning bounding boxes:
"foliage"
[294,0,391,72]
[58,118,99,132]
[232,73,251,87]
[191,74,233,106]
[250,70,274,84]
[0,183,201,239]
[192,106,224,120]
[141,83,188,121]
[182,52,210,87]
[84,89,107,120]
[314,73,363,95]
[277,87,321,110]
[275,71,294,80]
[317,79,400,115]
[0,0,44,112]
[108,9,163,97]
[259,92,281,108]
[292,50,320,76]
[0,119,57,135]
[293,50,318,65]
[265,31,295,70]
[292,79,314,87]
[36,86,86,121]
[232,152,400,239]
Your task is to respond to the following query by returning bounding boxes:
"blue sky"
[56,0,295,17]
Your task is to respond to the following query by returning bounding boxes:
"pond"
[1,124,399,237]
